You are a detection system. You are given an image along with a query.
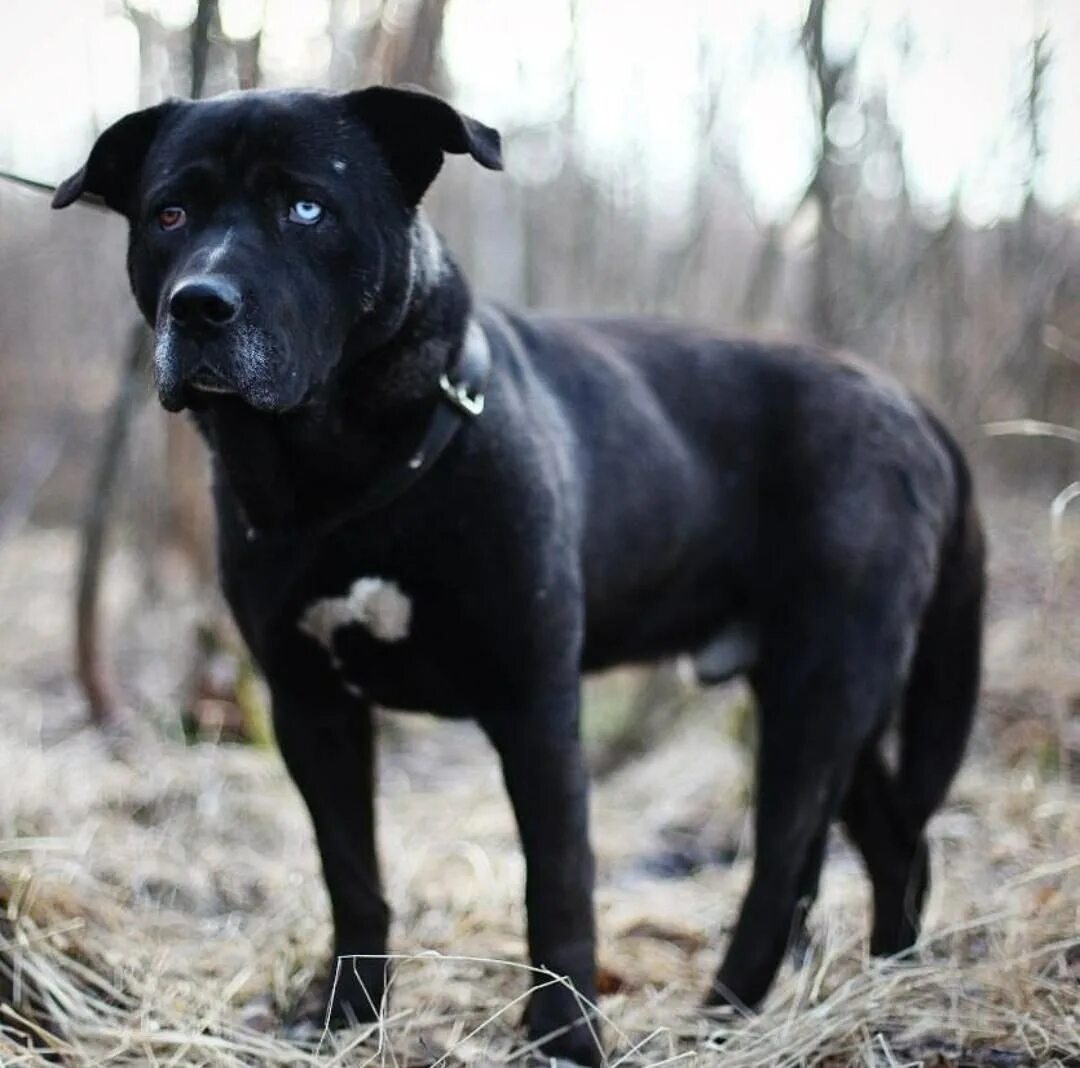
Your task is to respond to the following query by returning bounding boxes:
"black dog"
[54,87,984,1065]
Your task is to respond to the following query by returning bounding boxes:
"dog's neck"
[338,216,471,420]
[194,217,476,534]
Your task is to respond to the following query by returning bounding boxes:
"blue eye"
[289,200,323,225]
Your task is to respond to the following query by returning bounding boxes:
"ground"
[0,495,1078,1067]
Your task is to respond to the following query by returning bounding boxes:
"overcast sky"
[1,0,1077,226]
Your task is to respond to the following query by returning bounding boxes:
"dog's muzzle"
[154,274,245,409]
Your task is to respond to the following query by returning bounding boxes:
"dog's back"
[487,309,969,677]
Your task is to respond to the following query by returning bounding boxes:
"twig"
[74,322,149,727]
[982,419,1080,447]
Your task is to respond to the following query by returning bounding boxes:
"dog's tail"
[897,414,985,826]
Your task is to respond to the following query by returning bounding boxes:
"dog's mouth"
[153,321,307,415]
[187,367,238,395]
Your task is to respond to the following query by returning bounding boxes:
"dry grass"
[0,519,1078,1067]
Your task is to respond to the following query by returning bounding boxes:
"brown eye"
[158,206,186,231]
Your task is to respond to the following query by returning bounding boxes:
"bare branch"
[75,323,150,726]
[983,419,1080,447]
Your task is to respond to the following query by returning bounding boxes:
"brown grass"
[0,520,1077,1067]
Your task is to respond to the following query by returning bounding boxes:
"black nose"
[169,276,241,329]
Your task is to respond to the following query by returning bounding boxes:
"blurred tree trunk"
[740,223,784,327]
[1014,31,1074,484]
[1019,34,1066,423]
[930,210,966,412]
[235,32,262,90]
[654,33,721,314]
[1017,30,1050,386]
[164,0,219,584]
[368,0,450,89]
[190,0,215,98]
[802,0,845,348]
[75,324,149,726]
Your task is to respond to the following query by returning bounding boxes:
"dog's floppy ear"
[52,101,179,214]
[345,86,502,205]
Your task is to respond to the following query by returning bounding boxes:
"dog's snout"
[169,276,241,330]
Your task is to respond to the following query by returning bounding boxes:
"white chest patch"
[300,577,413,647]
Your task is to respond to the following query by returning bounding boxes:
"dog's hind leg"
[843,497,984,957]
[841,745,929,956]
[706,580,920,1011]
[895,491,984,843]
[787,817,839,966]
[706,679,859,1010]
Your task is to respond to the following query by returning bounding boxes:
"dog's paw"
[525,984,603,1067]
[702,979,756,1016]
[289,957,389,1033]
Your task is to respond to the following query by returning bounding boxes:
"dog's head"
[53,88,501,413]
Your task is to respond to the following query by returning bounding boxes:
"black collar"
[349,318,491,515]
[245,318,491,541]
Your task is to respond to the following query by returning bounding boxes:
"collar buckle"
[438,372,485,417]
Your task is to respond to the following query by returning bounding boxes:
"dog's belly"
[585,614,758,685]
[581,544,754,672]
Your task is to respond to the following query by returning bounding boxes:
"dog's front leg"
[480,688,600,1067]
[272,682,390,1025]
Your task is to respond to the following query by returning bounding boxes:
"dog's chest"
[300,576,414,648]
[224,517,535,713]
[297,570,457,709]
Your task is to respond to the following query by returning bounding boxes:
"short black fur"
[54,86,985,1067]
